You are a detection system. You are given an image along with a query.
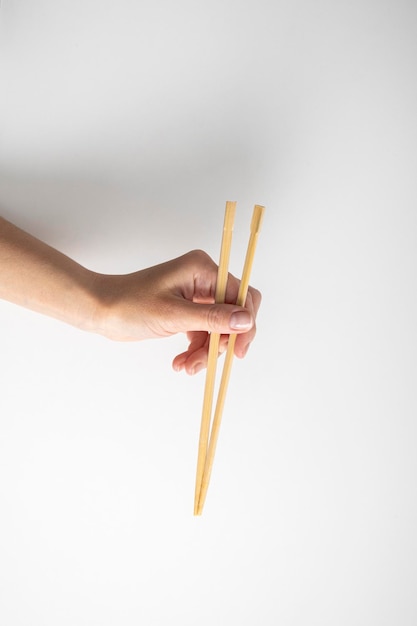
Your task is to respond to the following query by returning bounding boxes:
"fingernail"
[191,362,204,375]
[230,311,252,330]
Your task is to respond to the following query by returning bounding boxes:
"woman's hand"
[95,250,262,375]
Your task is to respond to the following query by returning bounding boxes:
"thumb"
[177,301,254,334]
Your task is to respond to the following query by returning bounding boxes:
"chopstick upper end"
[224,201,237,232]
[251,205,265,234]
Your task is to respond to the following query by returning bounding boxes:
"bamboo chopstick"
[193,201,236,515]
[195,204,265,515]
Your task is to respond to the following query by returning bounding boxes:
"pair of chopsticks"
[194,201,265,515]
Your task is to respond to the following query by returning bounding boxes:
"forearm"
[0,216,102,333]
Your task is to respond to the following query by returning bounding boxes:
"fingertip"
[236,343,250,359]
[172,353,187,372]
[187,361,205,376]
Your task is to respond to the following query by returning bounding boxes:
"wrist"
[86,271,116,338]
[47,266,109,337]
[88,272,138,341]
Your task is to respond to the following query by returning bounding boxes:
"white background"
[0,1,416,624]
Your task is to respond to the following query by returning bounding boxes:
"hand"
[95,250,262,375]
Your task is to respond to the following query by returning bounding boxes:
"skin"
[0,216,261,375]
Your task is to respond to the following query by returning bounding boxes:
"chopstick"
[195,204,265,516]
[193,201,236,515]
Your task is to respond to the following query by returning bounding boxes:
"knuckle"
[252,285,262,299]
[250,286,262,307]
[207,305,225,332]
[187,249,211,264]
[186,249,217,272]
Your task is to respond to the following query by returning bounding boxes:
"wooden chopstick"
[193,201,236,515]
[196,204,265,515]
